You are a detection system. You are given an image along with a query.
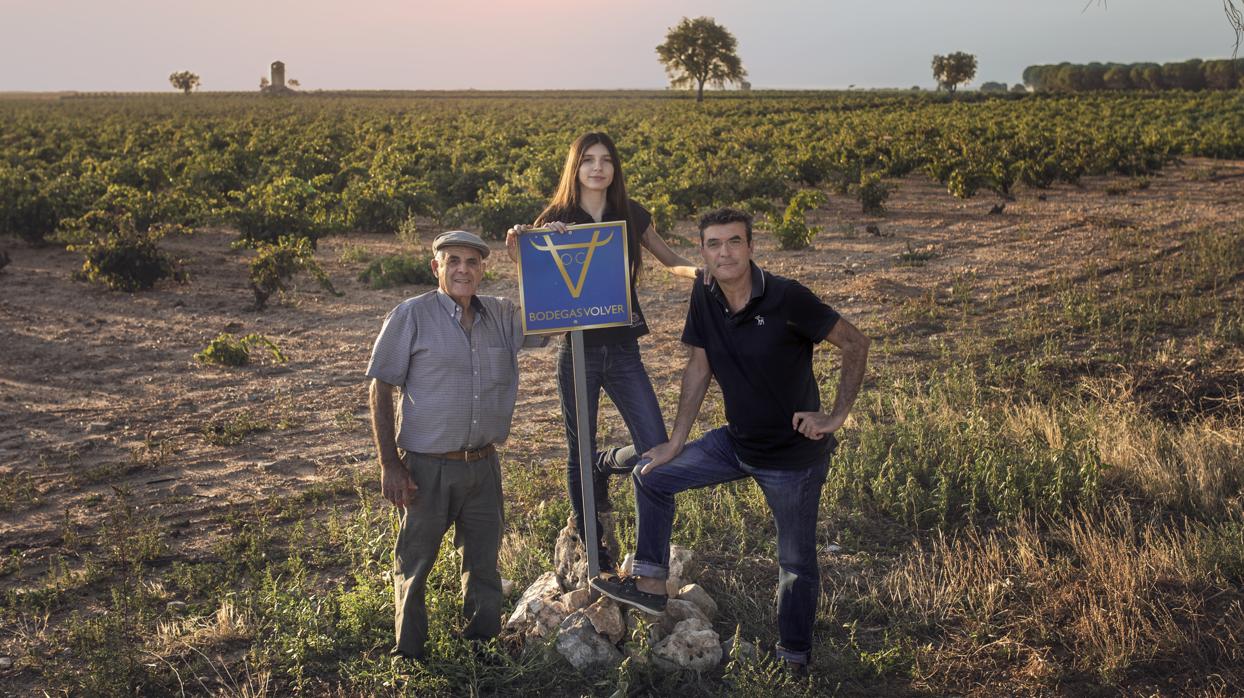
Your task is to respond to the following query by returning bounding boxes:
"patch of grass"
[884,505,1244,691]
[358,253,436,289]
[338,242,374,264]
[0,471,41,513]
[201,411,274,446]
[195,332,288,367]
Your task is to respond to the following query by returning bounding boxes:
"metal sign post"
[513,220,633,589]
[570,329,600,582]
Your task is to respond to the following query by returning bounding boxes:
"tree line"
[1023,59,1244,92]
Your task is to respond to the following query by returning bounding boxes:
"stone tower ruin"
[270,61,286,89]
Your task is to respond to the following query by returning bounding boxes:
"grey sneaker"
[589,575,667,614]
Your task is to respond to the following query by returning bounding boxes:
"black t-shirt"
[560,200,653,347]
[681,263,841,470]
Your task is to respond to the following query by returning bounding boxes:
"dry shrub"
[153,600,254,657]
[1087,380,1244,518]
[885,504,1244,693]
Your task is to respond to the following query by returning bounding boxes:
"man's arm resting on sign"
[792,317,870,440]
[641,345,712,473]
[370,379,418,506]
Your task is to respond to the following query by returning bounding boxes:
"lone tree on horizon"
[932,52,977,93]
[168,71,200,95]
[656,16,747,103]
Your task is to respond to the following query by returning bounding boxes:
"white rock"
[661,599,709,634]
[166,601,187,613]
[0,657,12,670]
[676,583,717,620]
[555,612,623,671]
[501,578,515,597]
[554,513,622,588]
[553,517,588,590]
[560,587,592,612]
[665,545,694,597]
[582,596,626,644]
[504,571,565,636]
[824,544,844,554]
[652,618,721,671]
[619,553,635,575]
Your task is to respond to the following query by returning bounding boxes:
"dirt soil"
[2,159,1243,601]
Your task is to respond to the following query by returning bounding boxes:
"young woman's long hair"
[536,132,642,284]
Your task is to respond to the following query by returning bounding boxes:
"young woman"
[506,132,697,573]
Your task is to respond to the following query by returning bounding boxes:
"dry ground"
[2,159,1243,686]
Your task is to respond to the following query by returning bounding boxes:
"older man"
[591,207,870,673]
[367,230,537,662]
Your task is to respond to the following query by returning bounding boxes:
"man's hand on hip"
[381,461,418,507]
[792,412,843,440]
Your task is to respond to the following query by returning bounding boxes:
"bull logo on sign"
[529,229,614,299]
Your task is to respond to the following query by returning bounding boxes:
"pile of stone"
[504,515,744,672]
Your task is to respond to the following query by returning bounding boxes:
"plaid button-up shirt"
[366,290,539,453]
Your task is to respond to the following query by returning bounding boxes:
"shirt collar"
[706,261,766,315]
[435,289,485,320]
[573,201,618,224]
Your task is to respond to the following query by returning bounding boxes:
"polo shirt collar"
[571,201,618,224]
[706,261,766,316]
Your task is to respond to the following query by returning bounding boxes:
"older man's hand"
[381,462,418,507]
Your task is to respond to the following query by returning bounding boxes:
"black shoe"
[596,445,640,476]
[590,575,667,614]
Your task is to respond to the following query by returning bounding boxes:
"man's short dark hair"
[698,207,753,244]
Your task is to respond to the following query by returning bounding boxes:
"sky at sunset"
[0,0,1236,91]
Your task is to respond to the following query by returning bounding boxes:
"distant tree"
[1162,59,1206,90]
[1103,65,1133,89]
[288,78,301,88]
[168,71,200,95]
[1010,83,1030,94]
[656,16,747,103]
[1082,62,1108,90]
[1138,63,1165,90]
[1056,65,1087,92]
[979,81,1007,93]
[931,52,977,93]
[260,76,270,90]
[1201,59,1238,89]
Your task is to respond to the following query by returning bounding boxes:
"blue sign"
[517,220,632,334]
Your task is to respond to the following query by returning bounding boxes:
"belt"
[424,444,495,462]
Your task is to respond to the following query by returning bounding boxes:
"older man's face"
[432,245,485,301]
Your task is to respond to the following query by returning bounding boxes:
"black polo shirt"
[681,262,841,470]
[561,200,653,347]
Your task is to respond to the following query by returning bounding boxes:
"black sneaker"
[596,445,640,476]
[589,575,667,614]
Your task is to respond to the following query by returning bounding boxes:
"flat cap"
[432,230,490,259]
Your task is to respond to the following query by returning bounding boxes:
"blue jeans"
[631,427,829,665]
[557,339,667,568]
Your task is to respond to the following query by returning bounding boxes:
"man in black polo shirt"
[591,207,870,671]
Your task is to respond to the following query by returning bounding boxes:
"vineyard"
[3,91,1244,247]
[1,91,1244,696]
